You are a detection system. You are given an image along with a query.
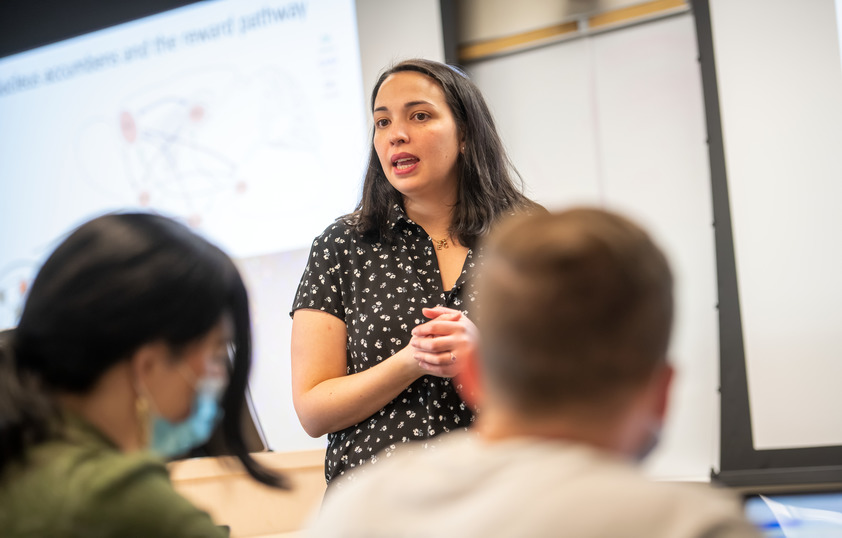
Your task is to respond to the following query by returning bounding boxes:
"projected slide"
[0,0,367,451]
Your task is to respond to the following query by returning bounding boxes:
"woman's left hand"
[409,306,478,378]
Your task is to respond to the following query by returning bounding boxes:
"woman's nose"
[389,123,408,145]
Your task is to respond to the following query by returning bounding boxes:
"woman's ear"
[129,341,196,422]
[129,341,169,391]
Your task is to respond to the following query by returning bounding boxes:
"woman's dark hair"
[0,213,288,488]
[349,58,536,248]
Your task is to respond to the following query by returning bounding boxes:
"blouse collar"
[388,203,415,231]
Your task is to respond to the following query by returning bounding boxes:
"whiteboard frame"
[693,0,842,489]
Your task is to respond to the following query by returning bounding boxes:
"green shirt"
[0,414,227,538]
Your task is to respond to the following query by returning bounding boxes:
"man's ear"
[454,348,483,412]
[651,361,674,424]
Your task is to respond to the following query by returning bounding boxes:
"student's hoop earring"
[135,395,151,447]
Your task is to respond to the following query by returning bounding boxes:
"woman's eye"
[412,112,429,121]
[375,118,389,128]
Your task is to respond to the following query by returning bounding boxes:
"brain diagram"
[76,67,319,227]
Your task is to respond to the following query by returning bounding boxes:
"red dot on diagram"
[139,191,150,206]
[190,105,204,122]
[188,214,202,228]
[120,111,136,143]
[18,280,28,295]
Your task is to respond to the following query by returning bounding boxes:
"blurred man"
[309,208,758,537]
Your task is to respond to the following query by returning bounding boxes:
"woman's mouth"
[391,154,419,175]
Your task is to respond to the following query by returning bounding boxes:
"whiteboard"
[709,0,842,450]
[468,13,718,480]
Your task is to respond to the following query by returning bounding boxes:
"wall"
[356,0,445,102]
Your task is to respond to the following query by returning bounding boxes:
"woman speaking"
[291,58,538,485]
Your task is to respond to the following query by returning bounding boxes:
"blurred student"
[309,208,759,537]
[0,213,288,537]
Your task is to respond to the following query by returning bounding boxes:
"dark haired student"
[0,213,288,537]
[291,58,539,485]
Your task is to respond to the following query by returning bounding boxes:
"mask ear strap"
[196,375,227,403]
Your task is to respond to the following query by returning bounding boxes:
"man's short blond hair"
[477,208,674,415]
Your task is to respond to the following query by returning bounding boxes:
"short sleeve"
[290,222,347,321]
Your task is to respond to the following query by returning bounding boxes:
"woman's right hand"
[409,306,479,378]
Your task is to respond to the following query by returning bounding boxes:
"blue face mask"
[150,377,226,458]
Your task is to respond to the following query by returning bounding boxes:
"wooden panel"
[589,0,687,28]
[170,449,325,537]
[458,0,689,62]
[459,21,579,61]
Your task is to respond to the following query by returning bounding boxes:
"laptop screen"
[744,491,842,537]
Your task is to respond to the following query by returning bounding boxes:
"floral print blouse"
[292,205,479,484]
